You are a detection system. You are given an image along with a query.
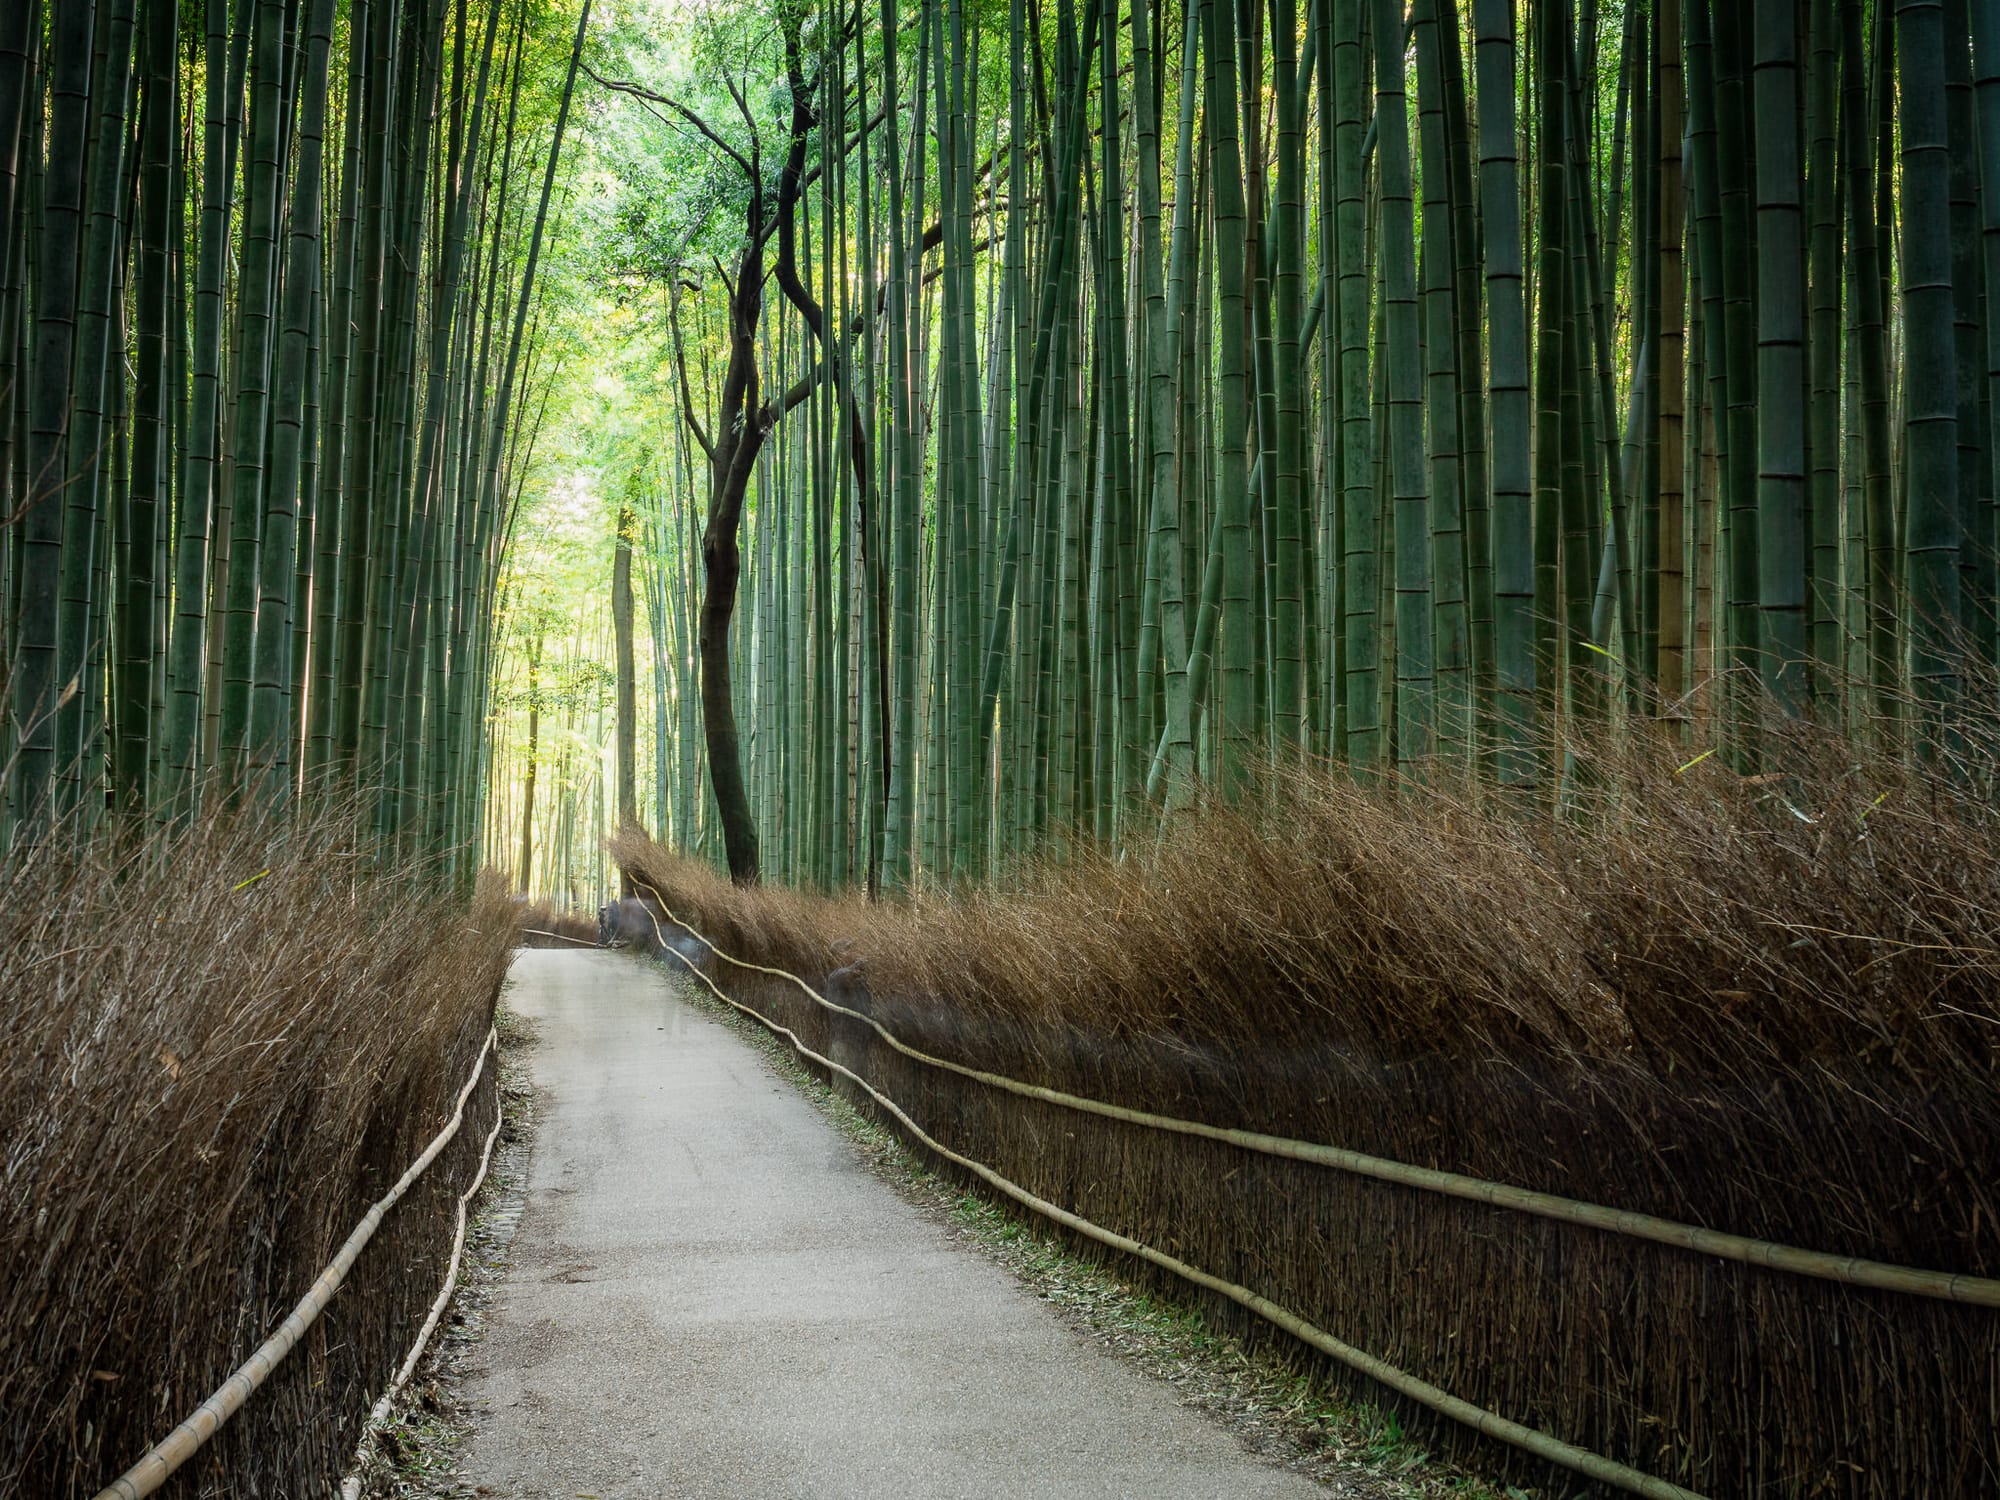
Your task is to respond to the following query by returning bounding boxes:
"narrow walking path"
[457,950,1328,1499]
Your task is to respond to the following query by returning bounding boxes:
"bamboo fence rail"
[643,914,1709,1500]
[338,1088,508,1500]
[91,1027,499,1500]
[629,881,2000,1310]
[521,927,602,946]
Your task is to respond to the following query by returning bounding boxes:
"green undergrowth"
[655,954,1533,1500]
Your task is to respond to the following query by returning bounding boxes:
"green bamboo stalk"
[117,0,176,813]
[1712,1,1761,744]
[1530,0,1568,740]
[1144,0,1201,811]
[1970,0,2000,667]
[252,0,339,789]
[218,0,287,779]
[1655,0,1687,715]
[1946,0,1988,648]
[972,0,1103,816]
[1270,0,1306,754]
[1207,0,1256,792]
[1335,0,1378,773]
[881,0,919,886]
[1436,0,1486,721]
[1805,0,1842,693]
[333,0,393,778]
[1376,0,1431,767]
[56,0,137,817]
[1900,0,1963,717]
[1095,0,1140,833]
[1414,0,1468,763]
[11,0,95,829]
[1311,0,1342,760]
[946,0,984,871]
[1753,0,1808,714]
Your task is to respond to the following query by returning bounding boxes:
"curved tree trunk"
[700,334,762,885]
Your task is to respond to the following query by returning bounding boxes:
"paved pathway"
[456,949,1326,1500]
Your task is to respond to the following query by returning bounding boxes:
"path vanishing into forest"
[455,951,1329,1499]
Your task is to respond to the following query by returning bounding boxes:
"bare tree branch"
[724,70,761,178]
[667,285,714,462]
[582,62,756,183]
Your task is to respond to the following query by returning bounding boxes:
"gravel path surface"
[455,949,1328,1500]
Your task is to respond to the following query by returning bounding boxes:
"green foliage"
[484,0,2000,903]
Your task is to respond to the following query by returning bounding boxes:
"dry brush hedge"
[0,800,520,1499]
[614,724,2000,1499]
[515,900,600,948]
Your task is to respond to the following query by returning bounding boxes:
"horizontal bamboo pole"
[652,936,1708,1500]
[338,1090,509,1500]
[93,1027,500,1500]
[520,927,599,947]
[630,881,2000,1309]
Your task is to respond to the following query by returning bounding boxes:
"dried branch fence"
[93,1031,499,1500]
[627,881,2000,1499]
[0,810,520,1500]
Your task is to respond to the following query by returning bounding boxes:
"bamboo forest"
[5,0,1999,1498]
[0,0,1994,888]
[471,0,2000,900]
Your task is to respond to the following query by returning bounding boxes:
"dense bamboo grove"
[0,0,591,872]
[489,0,2000,892]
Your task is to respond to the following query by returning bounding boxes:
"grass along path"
[348,1006,542,1500]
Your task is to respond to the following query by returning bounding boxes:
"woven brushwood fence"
[0,831,516,1500]
[647,917,1998,1500]
[7,1004,500,1500]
